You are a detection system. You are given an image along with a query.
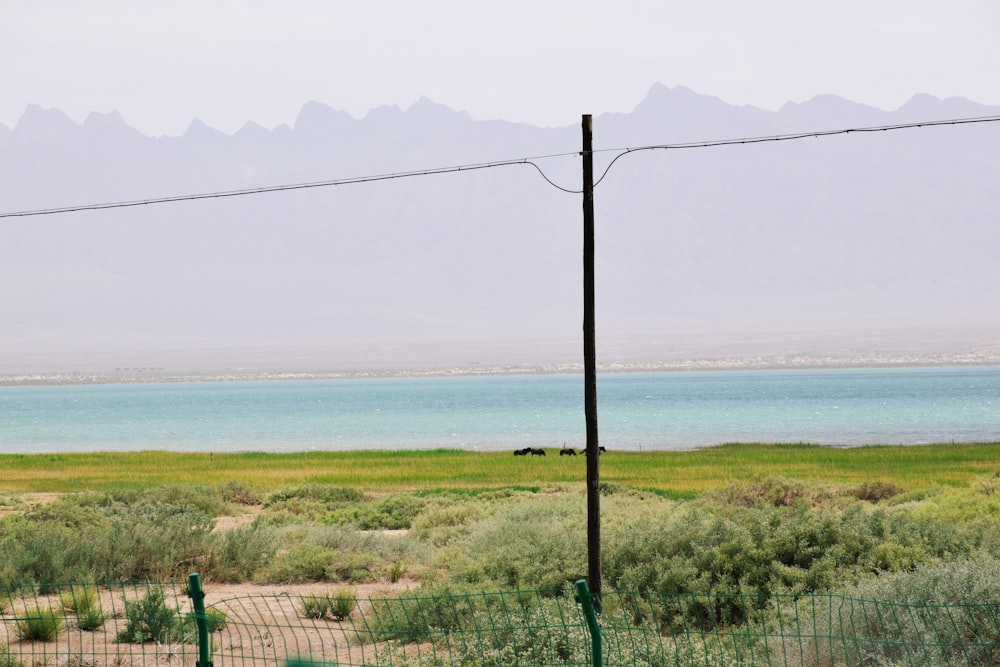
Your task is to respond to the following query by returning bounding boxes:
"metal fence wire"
[1,575,999,667]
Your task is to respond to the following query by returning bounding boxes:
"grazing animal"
[559,446,577,456]
[530,448,546,456]
[514,448,529,456]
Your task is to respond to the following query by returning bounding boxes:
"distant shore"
[4,350,1000,387]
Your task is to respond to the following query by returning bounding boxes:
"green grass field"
[2,441,998,495]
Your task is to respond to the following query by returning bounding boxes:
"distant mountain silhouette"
[2,84,999,373]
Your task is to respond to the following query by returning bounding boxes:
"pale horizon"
[6,1,1000,137]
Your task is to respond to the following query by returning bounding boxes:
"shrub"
[60,585,105,631]
[451,599,590,667]
[265,485,364,508]
[116,586,185,644]
[324,550,379,583]
[388,561,406,583]
[329,589,358,620]
[0,644,24,667]
[218,480,262,506]
[299,589,357,621]
[791,559,1000,667]
[328,494,426,530]
[300,594,331,619]
[439,494,586,591]
[362,587,471,644]
[850,480,905,502]
[257,525,411,584]
[94,503,215,581]
[202,606,228,632]
[0,518,93,585]
[15,606,62,641]
[206,520,278,582]
[260,543,335,583]
[712,475,810,507]
[409,498,492,546]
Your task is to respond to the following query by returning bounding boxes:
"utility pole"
[582,114,601,607]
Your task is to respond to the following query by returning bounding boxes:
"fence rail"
[1,575,998,666]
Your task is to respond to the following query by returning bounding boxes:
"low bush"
[92,504,215,581]
[300,594,331,619]
[116,586,186,644]
[264,486,364,518]
[388,560,406,583]
[60,585,105,631]
[0,517,95,585]
[360,584,484,644]
[329,590,358,620]
[15,606,62,641]
[850,480,905,502]
[710,475,812,508]
[327,494,427,530]
[439,493,587,591]
[450,598,589,667]
[259,543,335,583]
[205,520,278,582]
[259,541,384,584]
[299,589,357,621]
[0,644,24,667]
[218,480,263,506]
[600,490,997,628]
[202,605,228,632]
[786,558,1000,667]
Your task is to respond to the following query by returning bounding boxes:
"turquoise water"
[0,366,998,453]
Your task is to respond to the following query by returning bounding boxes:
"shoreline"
[3,351,1000,386]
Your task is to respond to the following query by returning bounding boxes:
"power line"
[2,114,999,219]
[0,153,581,219]
[591,114,1000,187]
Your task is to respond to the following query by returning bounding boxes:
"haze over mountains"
[2,83,999,375]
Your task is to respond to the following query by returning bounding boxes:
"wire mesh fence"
[1,576,999,666]
[0,579,197,666]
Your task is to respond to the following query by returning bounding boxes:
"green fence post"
[575,579,603,667]
[188,572,214,667]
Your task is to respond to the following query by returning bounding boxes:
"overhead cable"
[2,114,999,219]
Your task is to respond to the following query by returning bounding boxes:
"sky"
[4,1,1000,137]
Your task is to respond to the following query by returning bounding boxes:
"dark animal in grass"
[514,448,529,456]
[559,447,577,456]
[530,448,546,456]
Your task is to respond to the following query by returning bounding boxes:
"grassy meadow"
[4,439,1000,667]
[1,442,999,495]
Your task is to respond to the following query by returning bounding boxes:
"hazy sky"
[4,1,1000,136]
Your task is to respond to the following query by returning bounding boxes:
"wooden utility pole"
[582,114,601,607]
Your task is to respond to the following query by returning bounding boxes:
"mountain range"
[2,83,999,375]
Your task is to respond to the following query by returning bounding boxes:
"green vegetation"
[201,605,228,632]
[60,585,105,630]
[15,606,62,641]
[0,645,24,667]
[299,589,358,621]
[2,442,999,494]
[116,586,190,644]
[1,444,1000,663]
[0,463,999,598]
[790,559,1000,666]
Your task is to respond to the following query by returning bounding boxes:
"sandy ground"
[0,497,423,666]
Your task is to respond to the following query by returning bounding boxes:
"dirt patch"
[0,494,427,664]
[0,492,60,518]
[1,579,423,666]
[213,506,264,531]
